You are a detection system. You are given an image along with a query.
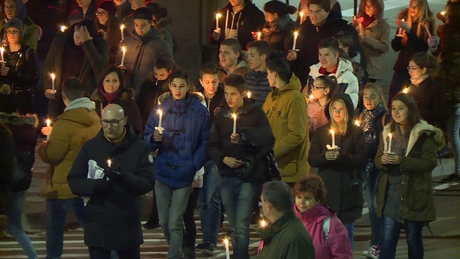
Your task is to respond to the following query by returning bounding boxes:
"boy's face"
[219,45,239,69]
[224,85,244,109]
[134,19,151,36]
[154,67,171,81]
[200,73,219,96]
[308,4,329,26]
[247,47,266,71]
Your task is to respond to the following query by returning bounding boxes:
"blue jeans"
[7,191,38,259]
[45,198,84,259]
[197,160,221,245]
[221,177,256,259]
[343,222,355,250]
[380,216,424,259]
[155,181,191,259]
[363,170,383,246]
[447,104,460,176]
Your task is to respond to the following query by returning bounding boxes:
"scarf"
[99,85,121,103]
[361,14,376,29]
[319,64,338,75]
[64,97,96,112]
[390,125,408,156]
[410,74,429,86]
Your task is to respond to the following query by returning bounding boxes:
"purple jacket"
[294,204,353,259]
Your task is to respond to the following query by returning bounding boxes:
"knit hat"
[5,18,24,36]
[97,0,117,17]
[133,7,153,21]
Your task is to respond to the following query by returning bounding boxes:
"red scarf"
[99,86,121,103]
[361,14,376,29]
[319,65,338,75]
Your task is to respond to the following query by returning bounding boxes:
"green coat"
[375,121,443,222]
[258,209,315,259]
[263,73,309,183]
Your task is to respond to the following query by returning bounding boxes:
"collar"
[104,128,127,145]
[319,64,338,75]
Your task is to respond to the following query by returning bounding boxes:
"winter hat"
[97,1,117,17]
[133,7,153,21]
[5,18,24,36]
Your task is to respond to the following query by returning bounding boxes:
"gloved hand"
[93,179,112,194]
[103,167,124,182]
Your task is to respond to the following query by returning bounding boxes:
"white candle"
[224,238,230,259]
[292,31,299,50]
[46,119,51,141]
[330,129,335,148]
[158,109,163,128]
[120,24,125,41]
[232,113,237,134]
[120,46,126,67]
[388,133,393,153]
[398,19,405,36]
[50,73,56,93]
[423,23,432,38]
[299,12,304,25]
[216,13,222,30]
[107,159,112,168]
[359,22,364,35]
[0,47,4,63]
[247,91,251,99]
[257,32,261,41]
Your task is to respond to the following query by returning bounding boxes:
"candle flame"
[122,46,126,53]
[441,11,445,16]
[300,11,304,17]
[402,88,409,94]
[294,31,299,37]
[247,91,251,98]
[232,113,237,120]
[216,13,222,19]
[330,129,335,135]
[60,25,67,32]
[388,133,392,137]
[46,119,51,125]
[50,73,55,80]
[223,238,229,245]
[157,109,163,116]
[402,19,405,22]
[120,24,125,30]
[309,94,314,100]
[354,120,360,126]
[260,219,267,227]
[107,159,112,168]
[257,32,261,39]
[0,47,4,52]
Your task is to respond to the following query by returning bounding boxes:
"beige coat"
[360,18,390,80]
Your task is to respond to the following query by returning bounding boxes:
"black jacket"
[199,85,226,122]
[137,78,169,128]
[67,127,155,250]
[308,94,368,223]
[261,16,295,58]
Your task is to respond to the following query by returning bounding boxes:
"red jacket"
[294,204,353,259]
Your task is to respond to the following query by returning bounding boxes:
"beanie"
[97,1,117,17]
[5,18,24,36]
[133,7,153,21]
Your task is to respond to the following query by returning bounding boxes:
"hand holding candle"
[224,238,230,259]
[120,46,126,67]
[215,13,222,31]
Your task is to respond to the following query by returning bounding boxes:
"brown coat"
[359,18,390,80]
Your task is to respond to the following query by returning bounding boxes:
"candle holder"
[154,126,164,134]
[326,144,340,151]
[383,151,396,155]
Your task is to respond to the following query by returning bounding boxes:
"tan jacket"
[360,18,390,80]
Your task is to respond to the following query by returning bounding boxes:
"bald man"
[68,104,155,259]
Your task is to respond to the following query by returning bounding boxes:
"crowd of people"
[0,0,459,259]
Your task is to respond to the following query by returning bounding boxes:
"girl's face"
[264,12,278,23]
[318,47,339,71]
[330,100,348,124]
[103,72,121,94]
[154,67,171,81]
[169,78,189,100]
[408,61,426,79]
[311,79,330,99]
[392,100,409,125]
[409,0,420,18]
[96,8,109,26]
[295,192,320,212]
[365,0,376,16]
[6,27,20,45]
[363,88,380,111]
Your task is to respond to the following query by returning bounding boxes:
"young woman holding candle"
[95,0,122,64]
[388,0,435,106]
[308,93,368,249]
[375,93,443,259]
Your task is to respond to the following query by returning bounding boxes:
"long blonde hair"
[329,98,348,136]
[401,0,435,44]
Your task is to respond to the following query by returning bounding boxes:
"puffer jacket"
[38,97,101,199]
[307,99,329,140]
[375,120,443,222]
[307,58,359,109]
[143,92,211,189]
[117,27,173,94]
[263,73,309,183]
[294,204,353,259]
[261,15,295,57]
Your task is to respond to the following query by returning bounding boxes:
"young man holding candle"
[244,40,272,106]
[67,103,155,259]
[38,77,101,259]
[208,73,274,259]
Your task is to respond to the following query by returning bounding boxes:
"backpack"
[11,151,34,192]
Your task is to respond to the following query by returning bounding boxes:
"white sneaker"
[365,245,380,259]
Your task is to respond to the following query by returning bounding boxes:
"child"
[137,58,177,128]
[218,38,250,83]
[308,75,339,139]
[244,41,272,105]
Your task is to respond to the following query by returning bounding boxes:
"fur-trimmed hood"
[0,112,38,127]
[91,87,135,103]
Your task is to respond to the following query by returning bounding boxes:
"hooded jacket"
[38,97,101,199]
[211,1,265,49]
[308,58,359,109]
[66,1,97,26]
[294,204,353,259]
[144,92,211,189]
[308,94,368,223]
[375,120,443,222]
[263,73,309,183]
[117,27,173,94]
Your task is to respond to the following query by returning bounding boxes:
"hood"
[7,0,27,23]
[57,101,100,127]
[64,97,95,112]
[91,87,135,103]
[309,58,354,79]
[0,112,38,127]
[324,93,354,125]
[294,204,336,224]
[271,73,301,97]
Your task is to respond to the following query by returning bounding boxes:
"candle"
[120,46,126,67]
[359,22,364,35]
[260,219,267,228]
[299,11,304,25]
[232,113,237,134]
[120,24,125,41]
[224,238,230,259]
[50,73,56,93]
[60,25,67,32]
[387,133,393,153]
[157,109,163,128]
[423,23,432,38]
[247,91,251,99]
[257,31,261,41]
[354,120,360,126]
[215,13,222,31]
[46,119,51,141]
[292,31,299,50]
[398,19,405,36]
[309,94,314,100]
[402,88,409,94]
[0,47,4,63]
[330,129,335,148]
[107,159,112,168]
[441,11,445,16]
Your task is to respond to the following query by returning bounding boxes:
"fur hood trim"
[0,112,38,127]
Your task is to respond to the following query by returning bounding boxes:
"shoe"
[441,173,460,182]
[196,242,214,256]
[143,220,160,230]
[365,245,380,259]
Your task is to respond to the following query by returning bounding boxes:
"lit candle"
[354,120,360,126]
[423,23,432,38]
[292,31,299,50]
[441,11,445,16]
[224,238,230,259]
[0,47,4,63]
[330,129,335,148]
[402,88,409,94]
[107,159,112,168]
[398,19,405,36]
[359,22,364,35]
[120,46,126,67]
[50,73,56,93]
[215,13,222,31]
[260,219,267,228]
[158,109,163,128]
[60,25,67,32]
[232,113,237,134]
[387,133,393,153]
[120,24,125,41]
[299,11,304,25]
[247,91,251,99]
[46,119,51,141]
[309,94,314,100]
[257,31,261,41]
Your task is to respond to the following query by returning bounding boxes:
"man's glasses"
[101,118,124,127]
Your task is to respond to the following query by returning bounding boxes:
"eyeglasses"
[6,30,20,35]
[407,66,420,71]
[101,118,124,127]
[95,11,108,16]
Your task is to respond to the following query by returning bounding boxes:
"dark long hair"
[98,65,125,89]
[390,93,421,137]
